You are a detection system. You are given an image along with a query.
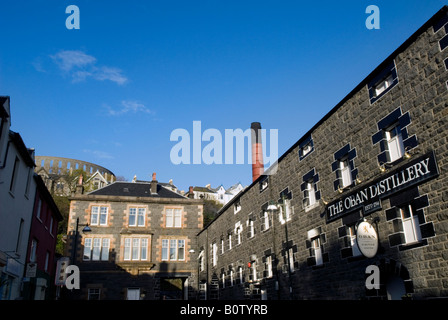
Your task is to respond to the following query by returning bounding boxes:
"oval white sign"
[356,221,378,258]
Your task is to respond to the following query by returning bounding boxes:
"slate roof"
[88,181,186,199]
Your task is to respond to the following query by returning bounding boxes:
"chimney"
[251,122,264,182]
[188,186,194,199]
[150,172,158,194]
[76,174,84,194]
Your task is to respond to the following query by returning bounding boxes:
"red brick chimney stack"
[188,186,194,199]
[150,172,158,194]
[251,122,264,182]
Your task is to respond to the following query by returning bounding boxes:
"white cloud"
[105,100,153,116]
[49,50,127,85]
[50,50,96,71]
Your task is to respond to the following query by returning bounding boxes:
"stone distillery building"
[197,6,448,300]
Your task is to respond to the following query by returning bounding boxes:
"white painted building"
[0,96,36,300]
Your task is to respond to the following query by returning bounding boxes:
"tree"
[202,199,223,227]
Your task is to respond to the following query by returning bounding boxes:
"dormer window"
[299,135,314,161]
[234,199,241,214]
[368,60,398,104]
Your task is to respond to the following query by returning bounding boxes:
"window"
[386,124,405,163]
[368,60,398,104]
[234,199,241,214]
[36,198,42,220]
[199,250,204,272]
[161,239,185,261]
[400,205,422,244]
[306,228,327,267]
[235,222,242,245]
[287,248,295,273]
[279,199,292,224]
[84,238,110,261]
[129,207,145,227]
[259,175,269,192]
[374,73,394,97]
[221,272,226,288]
[44,252,50,272]
[332,144,357,191]
[127,288,140,300]
[25,167,32,196]
[265,256,273,278]
[372,107,417,166]
[227,233,232,251]
[248,219,255,238]
[311,238,323,266]
[339,158,353,188]
[348,225,362,257]
[30,239,38,262]
[221,237,225,254]
[230,269,234,286]
[301,169,320,210]
[299,135,314,160]
[261,209,270,231]
[212,242,218,266]
[49,216,54,236]
[9,157,20,193]
[88,288,101,300]
[238,266,243,284]
[90,206,108,226]
[166,208,182,228]
[303,181,316,208]
[124,238,148,261]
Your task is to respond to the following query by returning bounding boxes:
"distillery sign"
[326,151,439,222]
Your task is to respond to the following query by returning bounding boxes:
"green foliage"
[203,199,223,227]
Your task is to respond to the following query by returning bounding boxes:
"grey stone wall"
[197,9,448,300]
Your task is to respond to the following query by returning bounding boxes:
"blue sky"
[1,0,446,192]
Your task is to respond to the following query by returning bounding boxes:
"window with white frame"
[248,218,255,238]
[129,207,145,227]
[199,250,204,272]
[311,237,323,266]
[161,239,184,261]
[221,237,225,254]
[265,256,273,278]
[374,74,394,97]
[287,248,295,273]
[339,158,353,188]
[235,222,242,245]
[227,233,232,251]
[212,242,218,266]
[279,199,292,223]
[90,206,108,226]
[303,181,316,208]
[124,238,148,261]
[230,269,234,286]
[262,209,270,231]
[84,238,110,261]
[385,124,405,163]
[238,266,243,284]
[400,205,422,244]
[165,208,182,228]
